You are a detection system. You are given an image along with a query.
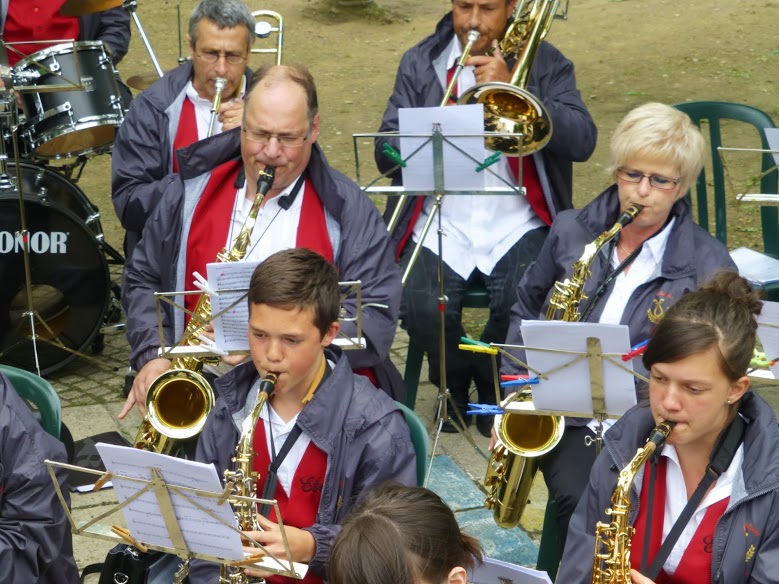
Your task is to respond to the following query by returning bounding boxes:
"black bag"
[81,544,182,584]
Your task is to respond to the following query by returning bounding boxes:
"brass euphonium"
[592,421,676,584]
[458,0,560,155]
[134,167,277,455]
[484,205,643,527]
[220,372,278,584]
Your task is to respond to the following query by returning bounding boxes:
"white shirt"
[587,218,675,435]
[226,176,306,263]
[411,36,543,280]
[660,443,743,575]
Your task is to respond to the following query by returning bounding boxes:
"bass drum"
[4,162,105,239]
[0,196,110,374]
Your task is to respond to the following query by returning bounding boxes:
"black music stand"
[354,124,525,485]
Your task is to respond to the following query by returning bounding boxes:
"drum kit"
[0,0,162,375]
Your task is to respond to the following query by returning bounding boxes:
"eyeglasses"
[243,125,311,148]
[616,167,681,191]
[196,51,247,65]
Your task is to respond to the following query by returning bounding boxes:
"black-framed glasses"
[616,167,681,191]
[196,51,247,65]
[243,125,311,148]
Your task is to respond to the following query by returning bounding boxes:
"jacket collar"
[214,346,354,454]
[605,392,779,502]
[577,185,699,281]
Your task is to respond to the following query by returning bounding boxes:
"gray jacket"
[111,62,253,257]
[376,12,597,252]
[189,347,417,582]
[122,129,404,396]
[502,185,736,398]
[0,373,79,584]
[558,392,779,583]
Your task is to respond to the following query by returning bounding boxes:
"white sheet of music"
[207,260,259,352]
[398,104,486,191]
[520,320,636,417]
[95,443,245,561]
[757,301,779,380]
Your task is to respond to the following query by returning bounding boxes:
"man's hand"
[466,43,512,85]
[241,514,316,577]
[118,358,172,419]
[219,99,245,132]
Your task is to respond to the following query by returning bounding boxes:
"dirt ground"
[60,0,777,260]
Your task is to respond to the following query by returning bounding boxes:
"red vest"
[253,418,327,584]
[183,162,334,321]
[631,458,729,583]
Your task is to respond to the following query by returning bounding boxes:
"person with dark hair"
[501,102,737,556]
[119,63,404,424]
[112,0,255,258]
[329,482,483,584]
[188,249,416,584]
[558,271,779,583]
[0,372,79,584]
[377,0,597,437]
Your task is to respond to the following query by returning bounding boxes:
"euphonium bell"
[458,0,561,156]
[484,390,564,528]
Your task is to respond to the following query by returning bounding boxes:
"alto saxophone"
[134,167,277,454]
[484,205,643,528]
[591,420,676,584]
[220,372,278,584]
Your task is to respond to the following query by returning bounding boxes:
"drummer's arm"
[92,8,131,65]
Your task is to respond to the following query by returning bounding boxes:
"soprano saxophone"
[220,372,278,584]
[591,420,676,584]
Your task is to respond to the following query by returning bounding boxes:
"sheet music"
[208,260,260,351]
[398,104,486,191]
[520,320,636,417]
[757,301,779,380]
[469,556,552,584]
[765,128,779,169]
[96,443,245,561]
[729,247,779,286]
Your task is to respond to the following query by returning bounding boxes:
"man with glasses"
[119,64,403,422]
[112,0,255,260]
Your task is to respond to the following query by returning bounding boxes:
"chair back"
[394,401,429,486]
[672,101,778,247]
[0,364,61,438]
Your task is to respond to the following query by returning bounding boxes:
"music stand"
[45,451,308,581]
[353,125,525,485]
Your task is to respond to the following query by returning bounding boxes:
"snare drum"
[0,195,110,374]
[14,41,124,160]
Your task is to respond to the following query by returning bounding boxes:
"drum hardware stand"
[121,0,164,78]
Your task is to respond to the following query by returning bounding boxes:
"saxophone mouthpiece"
[647,420,676,449]
[259,372,278,396]
[256,166,276,197]
[617,204,643,227]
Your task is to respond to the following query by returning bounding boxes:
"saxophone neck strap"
[641,413,746,579]
[258,422,304,518]
[579,238,641,322]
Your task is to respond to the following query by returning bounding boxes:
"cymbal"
[126,72,162,91]
[60,0,124,17]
